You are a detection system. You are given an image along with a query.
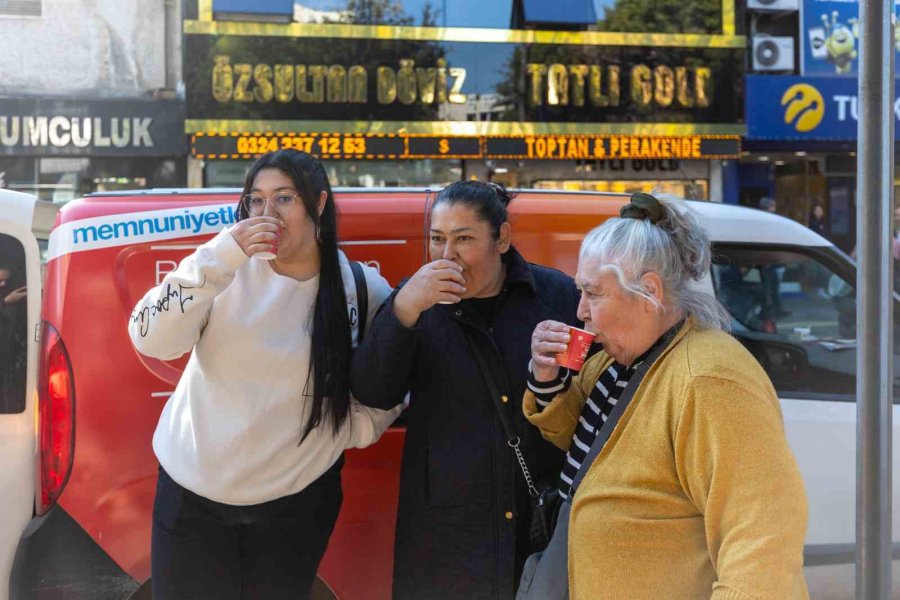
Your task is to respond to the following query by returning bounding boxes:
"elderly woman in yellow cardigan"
[525,193,809,600]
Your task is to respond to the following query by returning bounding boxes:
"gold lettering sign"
[526,61,708,110]
[211,55,466,106]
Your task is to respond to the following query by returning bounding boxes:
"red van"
[2,187,891,600]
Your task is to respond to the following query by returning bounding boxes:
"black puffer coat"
[350,247,580,600]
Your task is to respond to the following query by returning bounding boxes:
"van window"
[0,234,28,414]
[711,244,899,400]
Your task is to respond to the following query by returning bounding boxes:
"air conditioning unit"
[748,0,799,11]
[752,36,795,72]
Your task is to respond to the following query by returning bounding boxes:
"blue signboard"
[745,75,900,140]
[801,0,900,76]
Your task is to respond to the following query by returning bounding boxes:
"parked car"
[1,187,896,600]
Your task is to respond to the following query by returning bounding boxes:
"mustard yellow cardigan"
[524,321,809,600]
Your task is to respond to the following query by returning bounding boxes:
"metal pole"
[856,0,894,597]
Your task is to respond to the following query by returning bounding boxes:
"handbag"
[516,326,680,600]
[459,325,558,552]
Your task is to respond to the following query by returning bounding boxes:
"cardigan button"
[454,310,462,316]
[501,395,509,403]
[505,511,513,520]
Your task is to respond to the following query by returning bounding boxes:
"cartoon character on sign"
[810,11,859,74]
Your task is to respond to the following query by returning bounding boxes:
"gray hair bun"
[648,192,711,282]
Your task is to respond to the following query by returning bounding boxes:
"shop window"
[205,158,462,188]
[532,179,709,200]
[711,244,900,400]
[0,0,41,17]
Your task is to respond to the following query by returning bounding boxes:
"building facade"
[184,0,746,200]
[0,0,186,204]
[741,0,900,251]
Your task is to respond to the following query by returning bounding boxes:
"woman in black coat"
[350,181,580,600]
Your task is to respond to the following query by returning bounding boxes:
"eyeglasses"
[240,193,301,217]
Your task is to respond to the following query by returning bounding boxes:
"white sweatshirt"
[128,228,401,505]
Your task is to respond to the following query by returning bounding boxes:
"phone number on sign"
[235,136,367,155]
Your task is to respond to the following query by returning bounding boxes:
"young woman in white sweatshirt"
[128,149,400,600]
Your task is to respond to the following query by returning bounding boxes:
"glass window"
[0,157,181,204]
[711,245,882,399]
[294,0,514,29]
[0,233,27,414]
[291,0,723,32]
[204,158,463,188]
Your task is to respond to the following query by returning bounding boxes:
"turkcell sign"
[745,75,900,141]
[48,204,237,261]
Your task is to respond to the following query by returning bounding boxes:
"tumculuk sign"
[0,98,186,156]
[745,75,900,141]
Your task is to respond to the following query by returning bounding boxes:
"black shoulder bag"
[460,326,560,553]
[349,260,368,342]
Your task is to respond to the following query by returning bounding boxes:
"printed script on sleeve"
[130,283,198,337]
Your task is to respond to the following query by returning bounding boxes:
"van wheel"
[128,576,337,600]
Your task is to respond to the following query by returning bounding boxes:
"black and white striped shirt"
[527,361,635,499]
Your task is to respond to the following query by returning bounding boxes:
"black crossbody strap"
[460,325,541,498]
[349,260,368,342]
[569,326,680,498]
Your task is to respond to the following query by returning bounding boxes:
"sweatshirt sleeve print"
[128,228,248,361]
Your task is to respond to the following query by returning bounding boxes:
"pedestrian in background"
[129,149,400,600]
[524,192,809,600]
[350,181,580,600]
[809,203,828,238]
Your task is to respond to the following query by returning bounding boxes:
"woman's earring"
[315,223,321,242]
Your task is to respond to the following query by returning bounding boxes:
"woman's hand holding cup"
[530,320,572,382]
[231,217,281,259]
[393,259,466,328]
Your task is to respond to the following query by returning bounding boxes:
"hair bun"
[619,192,664,224]
[487,182,515,207]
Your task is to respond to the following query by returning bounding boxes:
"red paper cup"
[254,227,280,260]
[555,326,594,371]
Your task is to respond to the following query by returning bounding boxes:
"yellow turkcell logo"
[781,84,825,132]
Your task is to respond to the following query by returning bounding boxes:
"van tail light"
[37,323,75,515]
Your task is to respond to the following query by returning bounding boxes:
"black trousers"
[151,457,343,600]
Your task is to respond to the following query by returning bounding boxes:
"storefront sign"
[801,0,900,76]
[192,132,740,161]
[184,36,742,128]
[0,99,186,156]
[745,75,900,140]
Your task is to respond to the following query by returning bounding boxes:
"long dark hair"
[236,149,352,442]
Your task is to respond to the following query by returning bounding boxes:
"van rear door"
[0,190,41,600]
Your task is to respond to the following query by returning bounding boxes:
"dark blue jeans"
[151,457,343,600]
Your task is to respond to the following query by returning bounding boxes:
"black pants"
[151,457,343,600]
